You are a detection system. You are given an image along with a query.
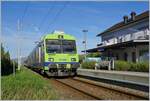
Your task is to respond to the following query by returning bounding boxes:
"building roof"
[82,47,101,53]
[97,11,149,37]
[84,39,149,53]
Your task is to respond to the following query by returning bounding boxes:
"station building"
[85,11,149,63]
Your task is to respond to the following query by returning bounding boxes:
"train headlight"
[49,58,54,62]
[71,58,76,62]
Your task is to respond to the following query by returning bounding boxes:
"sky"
[1,1,149,59]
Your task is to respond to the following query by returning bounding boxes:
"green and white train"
[25,31,79,76]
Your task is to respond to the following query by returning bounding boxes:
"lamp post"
[82,29,88,61]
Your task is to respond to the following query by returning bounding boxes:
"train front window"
[46,40,76,53]
[46,40,61,53]
[62,40,76,53]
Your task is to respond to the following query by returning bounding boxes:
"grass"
[1,67,58,100]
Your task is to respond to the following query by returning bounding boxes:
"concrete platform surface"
[77,69,149,87]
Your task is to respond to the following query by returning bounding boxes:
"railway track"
[28,67,96,100]
[51,78,98,100]
[54,77,149,100]
[27,67,149,100]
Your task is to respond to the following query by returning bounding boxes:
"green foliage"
[81,61,96,69]
[114,60,149,72]
[1,43,17,76]
[1,43,4,57]
[5,51,10,60]
[79,54,84,63]
[114,61,131,71]
[1,67,58,100]
[87,52,101,57]
[135,62,149,72]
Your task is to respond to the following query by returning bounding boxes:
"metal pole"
[84,31,87,60]
[17,19,21,70]
[13,61,15,76]
[82,30,88,61]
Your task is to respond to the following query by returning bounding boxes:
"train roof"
[41,31,76,41]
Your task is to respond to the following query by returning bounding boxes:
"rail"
[55,77,148,100]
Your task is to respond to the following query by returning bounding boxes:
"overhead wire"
[44,1,69,34]
[38,3,55,31]
[21,1,30,29]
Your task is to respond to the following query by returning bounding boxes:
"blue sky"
[2,1,149,59]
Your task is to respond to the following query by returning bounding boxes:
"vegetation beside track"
[1,67,58,100]
[81,61,96,69]
[1,43,18,76]
[114,61,149,72]
[81,60,149,72]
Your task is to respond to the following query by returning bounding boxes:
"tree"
[1,43,17,76]
[1,43,4,58]
[5,51,10,60]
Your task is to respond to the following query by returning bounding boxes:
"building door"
[132,52,136,62]
[124,52,128,61]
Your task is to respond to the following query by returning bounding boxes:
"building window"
[132,52,136,62]
[124,52,128,61]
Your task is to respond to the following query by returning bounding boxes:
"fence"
[95,59,114,70]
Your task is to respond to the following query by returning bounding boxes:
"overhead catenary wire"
[20,1,30,30]
[44,1,69,34]
[38,2,55,31]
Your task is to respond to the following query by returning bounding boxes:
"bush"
[114,61,131,71]
[129,62,137,71]
[79,55,85,63]
[81,61,96,69]
[136,62,149,72]
[114,60,149,72]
